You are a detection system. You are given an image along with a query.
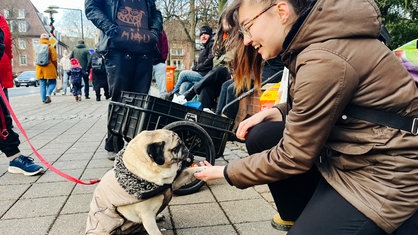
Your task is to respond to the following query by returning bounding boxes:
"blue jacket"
[85,0,163,53]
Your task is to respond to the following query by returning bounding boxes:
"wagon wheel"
[163,121,216,196]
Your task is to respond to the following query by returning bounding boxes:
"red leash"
[0,86,100,185]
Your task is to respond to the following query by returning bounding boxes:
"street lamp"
[43,8,58,36]
[46,5,84,40]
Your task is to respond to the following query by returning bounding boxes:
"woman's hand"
[236,108,281,140]
[194,161,225,182]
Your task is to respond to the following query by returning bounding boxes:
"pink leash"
[0,85,100,185]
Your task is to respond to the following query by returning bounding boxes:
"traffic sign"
[49,36,58,46]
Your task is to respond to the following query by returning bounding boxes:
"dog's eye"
[171,145,181,153]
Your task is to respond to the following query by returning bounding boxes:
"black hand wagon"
[108,92,234,195]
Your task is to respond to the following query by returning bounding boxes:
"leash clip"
[1,129,8,140]
[411,118,418,135]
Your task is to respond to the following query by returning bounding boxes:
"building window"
[3,10,9,19]
[32,39,40,47]
[18,38,26,49]
[18,22,27,32]
[8,20,14,32]
[18,9,25,19]
[171,48,184,56]
[19,55,27,66]
[171,60,184,70]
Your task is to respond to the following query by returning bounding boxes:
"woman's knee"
[245,121,285,154]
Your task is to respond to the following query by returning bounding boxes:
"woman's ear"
[276,2,290,24]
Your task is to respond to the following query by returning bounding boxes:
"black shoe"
[183,88,197,101]
[96,97,101,101]
[85,96,90,99]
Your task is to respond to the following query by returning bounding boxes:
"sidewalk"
[0,87,286,235]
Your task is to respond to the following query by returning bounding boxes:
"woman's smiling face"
[238,1,294,60]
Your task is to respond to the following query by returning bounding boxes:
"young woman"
[195,0,418,234]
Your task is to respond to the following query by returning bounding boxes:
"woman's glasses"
[240,4,277,38]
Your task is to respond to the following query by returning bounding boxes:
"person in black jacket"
[85,0,163,160]
[165,26,214,99]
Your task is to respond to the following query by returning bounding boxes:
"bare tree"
[55,10,96,40]
[157,0,219,68]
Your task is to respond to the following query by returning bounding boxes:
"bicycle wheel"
[163,121,216,196]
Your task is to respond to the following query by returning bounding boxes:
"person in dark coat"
[70,40,91,99]
[165,26,214,98]
[87,51,110,101]
[85,0,163,160]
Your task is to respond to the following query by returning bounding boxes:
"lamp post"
[46,5,84,40]
[43,8,58,36]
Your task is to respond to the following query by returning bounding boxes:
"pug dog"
[85,129,204,235]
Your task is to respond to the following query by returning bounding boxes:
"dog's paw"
[172,167,205,190]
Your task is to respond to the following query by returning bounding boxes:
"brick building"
[0,0,67,75]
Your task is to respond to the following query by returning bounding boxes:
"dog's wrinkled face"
[122,129,193,184]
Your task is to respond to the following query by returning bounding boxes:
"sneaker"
[96,97,101,101]
[78,95,82,101]
[107,151,116,161]
[271,214,294,231]
[45,96,51,103]
[8,155,44,176]
[85,96,91,99]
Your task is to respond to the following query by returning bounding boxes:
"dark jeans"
[197,66,229,110]
[83,73,90,97]
[104,50,153,153]
[245,121,418,234]
[0,90,20,157]
[216,79,238,118]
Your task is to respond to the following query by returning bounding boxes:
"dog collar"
[114,148,172,200]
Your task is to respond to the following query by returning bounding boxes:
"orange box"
[259,82,281,110]
[166,65,176,92]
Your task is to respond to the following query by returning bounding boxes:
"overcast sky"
[30,0,85,15]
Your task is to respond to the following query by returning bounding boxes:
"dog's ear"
[147,141,165,165]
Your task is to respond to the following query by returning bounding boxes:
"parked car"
[14,71,39,87]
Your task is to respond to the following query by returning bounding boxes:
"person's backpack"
[91,53,105,72]
[34,44,50,66]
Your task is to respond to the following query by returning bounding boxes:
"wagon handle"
[221,70,284,117]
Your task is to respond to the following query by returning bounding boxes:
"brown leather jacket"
[225,0,418,233]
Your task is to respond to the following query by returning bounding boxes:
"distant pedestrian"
[0,13,44,176]
[35,33,58,104]
[87,51,110,101]
[59,49,72,95]
[166,25,214,99]
[70,40,91,99]
[67,58,86,102]
[86,0,163,160]
[151,29,168,98]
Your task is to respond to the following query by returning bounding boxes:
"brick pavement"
[0,87,285,235]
